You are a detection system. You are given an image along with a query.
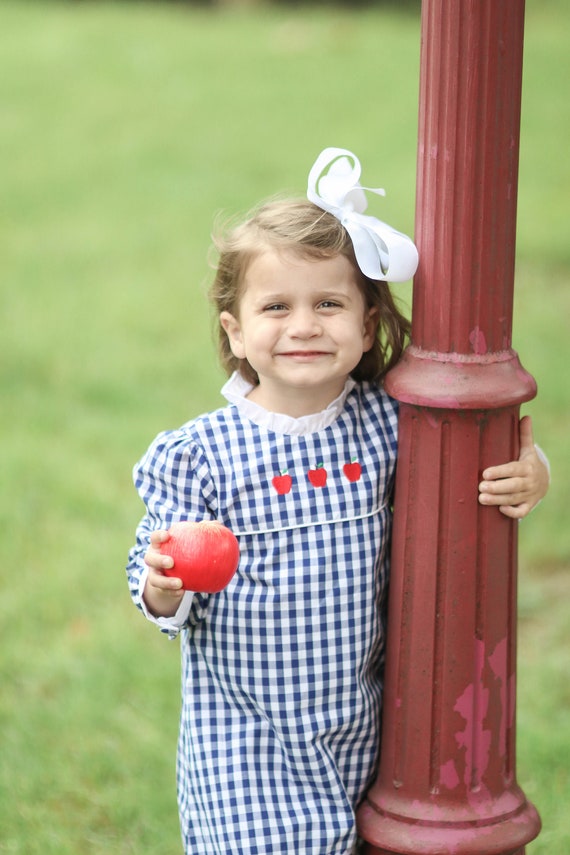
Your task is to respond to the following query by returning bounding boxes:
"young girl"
[126,149,549,855]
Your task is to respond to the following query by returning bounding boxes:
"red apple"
[272,470,293,495]
[159,521,239,593]
[307,464,327,488]
[343,459,362,482]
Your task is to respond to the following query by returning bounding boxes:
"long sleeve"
[126,427,216,634]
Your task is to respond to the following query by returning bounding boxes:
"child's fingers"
[479,486,528,517]
[145,531,175,572]
[146,529,184,595]
[478,478,534,513]
[518,415,535,453]
[498,502,531,520]
[481,461,520,482]
[155,576,183,593]
[479,490,524,508]
[148,552,175,572]
[478,416,545,520]
[150,528,171,548]
[147,563,182,591]
[479,475,526,498]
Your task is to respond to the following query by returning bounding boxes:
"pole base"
[358,796,540,855]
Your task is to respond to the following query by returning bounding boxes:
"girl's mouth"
[279,351,331,360]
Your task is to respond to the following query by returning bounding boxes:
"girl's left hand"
[478,415,550,519]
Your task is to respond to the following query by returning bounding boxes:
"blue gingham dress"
[126,374,398,855]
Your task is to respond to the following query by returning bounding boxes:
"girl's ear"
[220,311,246,360]
[363,306,380,352]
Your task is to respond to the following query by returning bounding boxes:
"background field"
[1,1,568,852]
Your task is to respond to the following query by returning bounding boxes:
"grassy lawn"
[1,1,568,852]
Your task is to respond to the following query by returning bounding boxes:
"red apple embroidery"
[343,458,362,483]
[307,463,327,488]
[272,469,293,495]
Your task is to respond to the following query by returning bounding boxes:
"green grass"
[1,1,568,852]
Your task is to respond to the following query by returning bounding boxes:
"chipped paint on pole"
[357,2,541,853]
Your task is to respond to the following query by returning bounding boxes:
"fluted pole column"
[357,2,541,853]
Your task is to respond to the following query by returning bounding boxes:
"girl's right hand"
[143,530,185,616]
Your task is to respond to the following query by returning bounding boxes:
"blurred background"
[1,0,568,852]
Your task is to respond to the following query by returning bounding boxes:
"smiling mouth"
[278,351,331,360]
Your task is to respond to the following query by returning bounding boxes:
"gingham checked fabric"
[126,377,398,854]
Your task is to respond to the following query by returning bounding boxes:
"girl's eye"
[318,300,342,310]
[263,303,288,313]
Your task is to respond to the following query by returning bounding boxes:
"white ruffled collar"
[221,372,356,437]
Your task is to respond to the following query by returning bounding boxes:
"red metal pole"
[357,2,541,854]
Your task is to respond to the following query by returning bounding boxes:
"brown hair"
[209,198,410,386]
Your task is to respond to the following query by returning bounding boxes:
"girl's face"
[220,249,379,417]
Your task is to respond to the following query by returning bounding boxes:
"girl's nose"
[288,307,321,338]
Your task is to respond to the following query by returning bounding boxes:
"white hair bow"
[307,147,419,283]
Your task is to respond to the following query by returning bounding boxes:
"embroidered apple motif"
[343,458,362,482]
[159,520,240,592]
[272,469,293,495]
[307,463,327,488]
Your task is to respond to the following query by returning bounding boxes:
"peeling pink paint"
[409,799,449,821]
[489,637,509,761]
[489,638,516,758]
[469,326,488,354]
[440,759,460,790]
[453,639,492,802]
[424,396,462,409]
[489,637,507,683]
[424,411,440,429]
